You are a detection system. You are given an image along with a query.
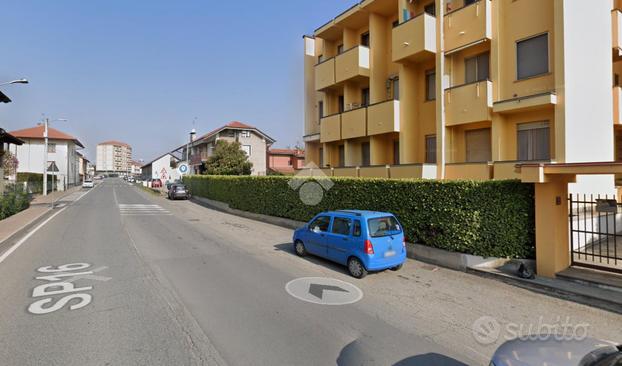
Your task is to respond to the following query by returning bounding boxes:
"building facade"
[268,148,305,174]
[8,125,84,190]
[141,153,181,183]
[96,141,132,173]
[185,121,276,176]
[304,0,617,193]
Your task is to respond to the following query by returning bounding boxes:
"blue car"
[292,210,407,278]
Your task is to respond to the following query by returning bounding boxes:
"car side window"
[309,216,331,233]
[353,220,361,237]
[331,217,352,236]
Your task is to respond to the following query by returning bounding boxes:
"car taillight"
[364,240,374,255]
[402,236,407,249]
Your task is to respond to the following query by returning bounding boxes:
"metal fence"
[569,194,622,274]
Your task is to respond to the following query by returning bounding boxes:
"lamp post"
[42,117,67,196]
[0,79,29,87]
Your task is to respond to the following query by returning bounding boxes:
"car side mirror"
[312,226,321,234]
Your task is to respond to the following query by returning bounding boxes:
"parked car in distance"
[167,184,190,200]
[166,179,182,191]
[490,337,622,366]
[292,210,407,278]
[151,179,162,188]
[127,176,135,183]
[82,180,94,189]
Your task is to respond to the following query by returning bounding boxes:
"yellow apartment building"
[303,0,618,193]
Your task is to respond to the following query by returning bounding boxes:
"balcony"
[615,87,622,125]
[494,160,551,180]
[335,46,370,84]
[367,100,400,136]
[320,114,342,143]
[445,80,492,126]
[390,164,438,179]
[613,10,622,56]
[392,13,436,63]
[341,107,367,139]
[444,0,492,53]
[445,162,493,180]
[314,57,336,91]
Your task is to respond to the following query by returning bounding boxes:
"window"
[425,135,437,164]
[310,216,331,233]
[517,122,550,161]
[319,147,324,167]
[240,130,251,138]
[331,217,352,236]
[393,140,400,165]
[465,52,489,83]
[615,74,620,87]
[361,32,370,47]
[337,44,344,54]
[465,128,492,162]
[361,142,370,167]
[48,143,56,153]
[338,95,345,113]
[392,78,400,100]
[338,145,345,167]
[241,145,251,156]
[353,220,362,237]
[361,88,370,107]
[368,216,402,238]
[517,33,549,80]
[318,101,324,120]
[424,3,436,16]
[465,0,477,5]
[425,70,436,101]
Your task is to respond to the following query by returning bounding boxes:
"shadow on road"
[336,339,468,366]
[273,243,351,276]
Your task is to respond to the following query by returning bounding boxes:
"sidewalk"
[0,186,82,246]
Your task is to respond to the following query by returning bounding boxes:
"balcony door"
[361,142,370,167]
[517,122,550,161]
[465,128,492,163]
[338,145,345,167]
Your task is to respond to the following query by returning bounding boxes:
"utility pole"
[43,118,48,196]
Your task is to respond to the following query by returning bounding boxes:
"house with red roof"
[183,121,275,176]
[267,148,305,175]
[8,125,85,190]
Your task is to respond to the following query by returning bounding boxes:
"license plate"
[384,250,396,258]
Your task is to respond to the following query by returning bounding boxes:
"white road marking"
[118,204,170,216]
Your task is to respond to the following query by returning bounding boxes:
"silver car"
[491,337,621,366]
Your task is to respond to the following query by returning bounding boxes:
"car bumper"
[363,251,407,271]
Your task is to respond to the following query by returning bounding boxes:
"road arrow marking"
[308,284,348,299]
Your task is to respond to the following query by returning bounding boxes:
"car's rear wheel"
[294,240,307,257]
[348,257,368,279]
[390,263,403,271]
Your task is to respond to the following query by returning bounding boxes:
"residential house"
[0,128,23,193]
[303,0,616,194]
[130,160,143,175]
[141,153,181,183]
[96,140,132,174]
[76,151,90,181]
[9,125,84,191]
[185,121,276,176]
[268,148,305,174]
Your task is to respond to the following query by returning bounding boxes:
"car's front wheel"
[294,240,307,257]
[348,257,368,279]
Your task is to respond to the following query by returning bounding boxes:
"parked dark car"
[166,179,182,191]
[167,184,190,200]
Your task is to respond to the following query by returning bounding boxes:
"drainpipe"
[436,0,447,179]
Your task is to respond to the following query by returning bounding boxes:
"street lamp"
[42,117,67,196]
[0,79,29,87]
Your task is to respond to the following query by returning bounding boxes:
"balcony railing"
[615,86,622,125]
[320,113,342,143]
[444,0,492,53]
[341,107,367,139]
[392,13,436,63]
[493,160,551,180]
[335,46,370,84]
[445,162,493,180]
[367,100,400,136]
[445,80,493,126]
[314,57,336,91]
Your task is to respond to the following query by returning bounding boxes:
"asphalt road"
[0,179,620,366]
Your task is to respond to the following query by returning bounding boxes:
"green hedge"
[16,173,58,194]
[184,175,535,259]
[0,189,30,220]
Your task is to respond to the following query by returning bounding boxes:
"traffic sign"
[178,163,189,175]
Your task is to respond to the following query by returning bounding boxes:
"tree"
[2,151,19,177]
[204,140,253,175]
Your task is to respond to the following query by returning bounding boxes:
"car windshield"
[368,216,402,237]
[175,186,186,191]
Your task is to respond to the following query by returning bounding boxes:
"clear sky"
[0,0,355,163]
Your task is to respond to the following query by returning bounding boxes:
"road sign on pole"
[178,163,189,175]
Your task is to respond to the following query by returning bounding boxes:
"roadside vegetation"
[0,186,29,220]
[184,175,535,259]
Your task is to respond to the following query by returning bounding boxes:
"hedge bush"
[184,175,535,259]
[0,188,30,220]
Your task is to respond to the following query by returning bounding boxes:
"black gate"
[569,194,622,274]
